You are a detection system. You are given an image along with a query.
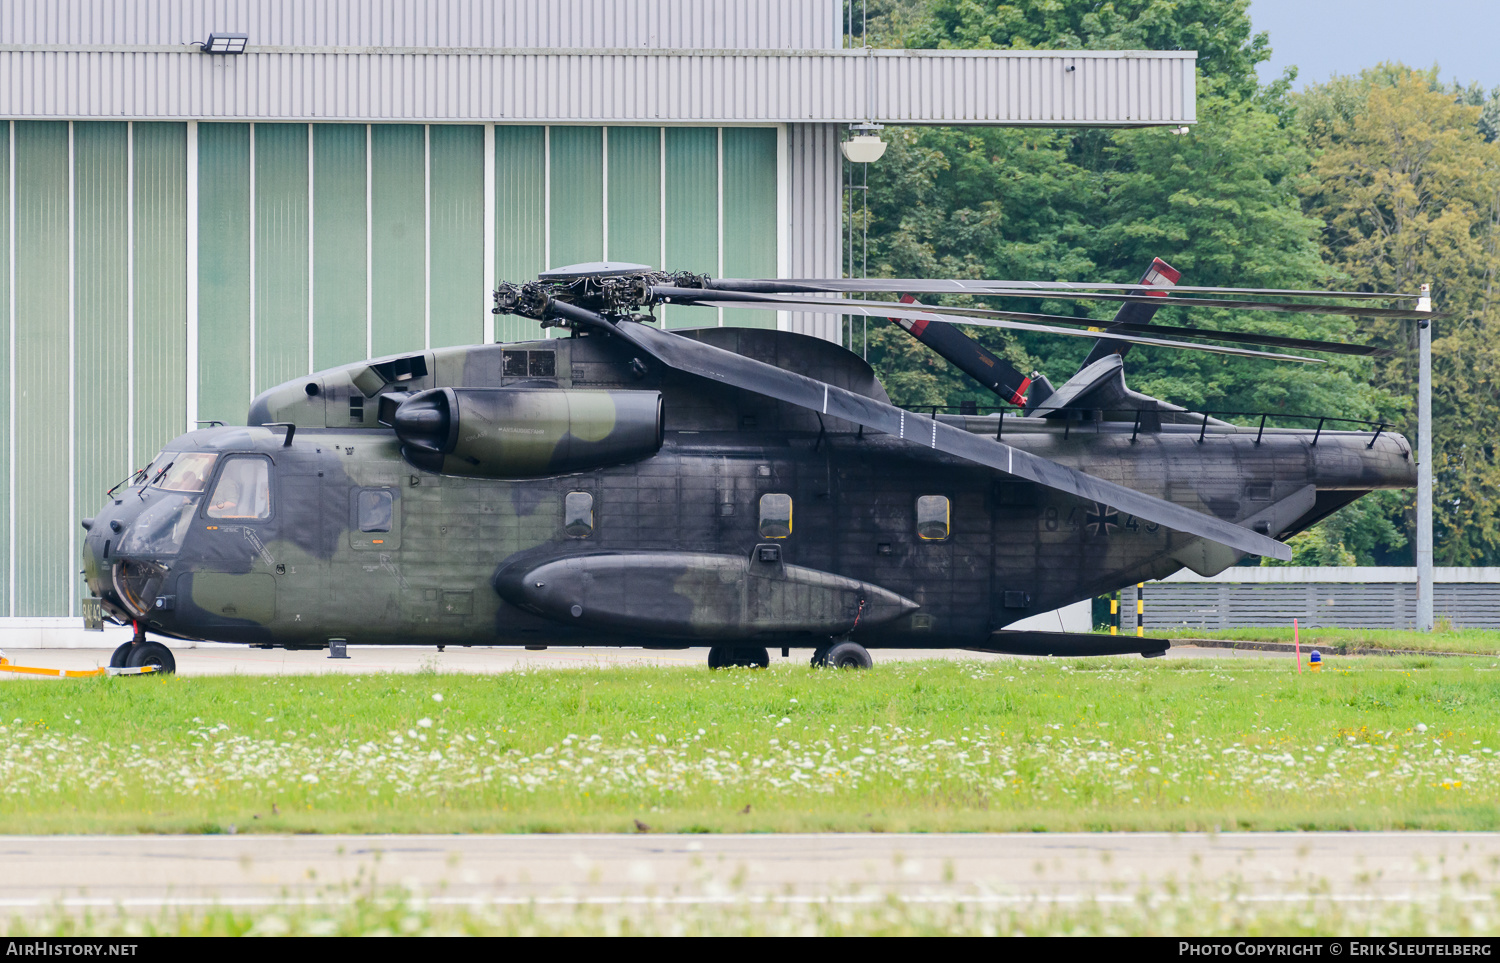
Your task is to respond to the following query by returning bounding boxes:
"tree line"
[852,0,1500,566]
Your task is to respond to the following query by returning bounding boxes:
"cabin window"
[564,491,594,537]
[758,493,792,539]
[207,457,271,520]
[358,490,394,533]
[916,495,950,540]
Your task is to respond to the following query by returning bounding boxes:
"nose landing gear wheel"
[707,646,770,669]
[824,641,872,669]
[108,641,134,668]
[125,641,176,675]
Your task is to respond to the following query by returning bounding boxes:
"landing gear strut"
[111,622,176,675]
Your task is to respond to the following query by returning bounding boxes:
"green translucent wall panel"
[0,123,11,614]
[312,124,368,371]
[254,124,310,394]
[0,121,787,616]
[14,122,69,615]
[132,123,187,468]
[73,122,130,609]
[549,126,603,271]
[197,123,251,424]
[370,125,425,358]
[493,126,545,344]
[429,125,483,348]
[664,128,719,329]
[722,128,778,329]
[607,127,660,268]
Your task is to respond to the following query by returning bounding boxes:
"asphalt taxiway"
[0,642,1288,678]
[1,833,1495,912]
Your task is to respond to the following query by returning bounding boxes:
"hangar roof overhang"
[0,46,1196,127]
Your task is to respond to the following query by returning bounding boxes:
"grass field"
[8,891,1496,937]
[3,654,1499,834]
[1166,627,1500,656]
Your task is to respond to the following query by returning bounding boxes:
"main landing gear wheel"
[824,641,872,670]
[707,646,770,669]
[108,641,133,668]
[810,645,832,668]
[125,641,176,675]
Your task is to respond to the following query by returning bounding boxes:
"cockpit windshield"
[149,452,219,493]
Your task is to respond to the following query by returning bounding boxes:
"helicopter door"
[188,454,278,625]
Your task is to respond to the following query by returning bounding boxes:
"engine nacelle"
[387,387,663,478]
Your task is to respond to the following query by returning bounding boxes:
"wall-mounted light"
[1168,126,1191,135]
[841,122,887,164]
[199,33,248,54]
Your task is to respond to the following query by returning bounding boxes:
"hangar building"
[0,0,1196,623]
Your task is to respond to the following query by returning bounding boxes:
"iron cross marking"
[1085,503,1119,537]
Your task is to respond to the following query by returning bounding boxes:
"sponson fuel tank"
[495,547,919,641]
[385,387,663,477]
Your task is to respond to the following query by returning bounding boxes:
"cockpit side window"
[151,452,219,493]
[207,457,272,520]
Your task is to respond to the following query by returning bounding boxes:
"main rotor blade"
[545,303,1291,561]
[1107,322,1391,358]
[712,277,1423,301]
[698,281,1439,320]
[668,292,1325,364]
[668,287,1381,358]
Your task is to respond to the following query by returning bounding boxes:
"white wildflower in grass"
[432,694,444,703]
[3,657,1499,831]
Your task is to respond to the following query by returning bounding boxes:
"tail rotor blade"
[1082,258,1180,367]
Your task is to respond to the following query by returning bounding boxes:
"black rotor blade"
[700,281,1441,320]
[664,286,1385,357]
[862,296,1388,357]
[1106,322,1391,357]
[710,277,1423,301]
[662,291,1326,364]
[545,301,1292,562]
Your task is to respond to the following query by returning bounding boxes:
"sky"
[1249,0,1500,91]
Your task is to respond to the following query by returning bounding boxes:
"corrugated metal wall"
[0,0,841,50]
[0,50,1197,125]
[786,124,839,343]
[1124,576,1500,631]
[1,118,787,616]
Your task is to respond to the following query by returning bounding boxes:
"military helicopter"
[80,260,1427,673]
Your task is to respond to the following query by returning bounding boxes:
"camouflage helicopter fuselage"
[81,327,1415,655]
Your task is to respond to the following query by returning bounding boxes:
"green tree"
[1299,66,1500,564]
[858,0,1411,563]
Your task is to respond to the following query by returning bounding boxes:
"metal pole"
[1416,282,1434,631]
